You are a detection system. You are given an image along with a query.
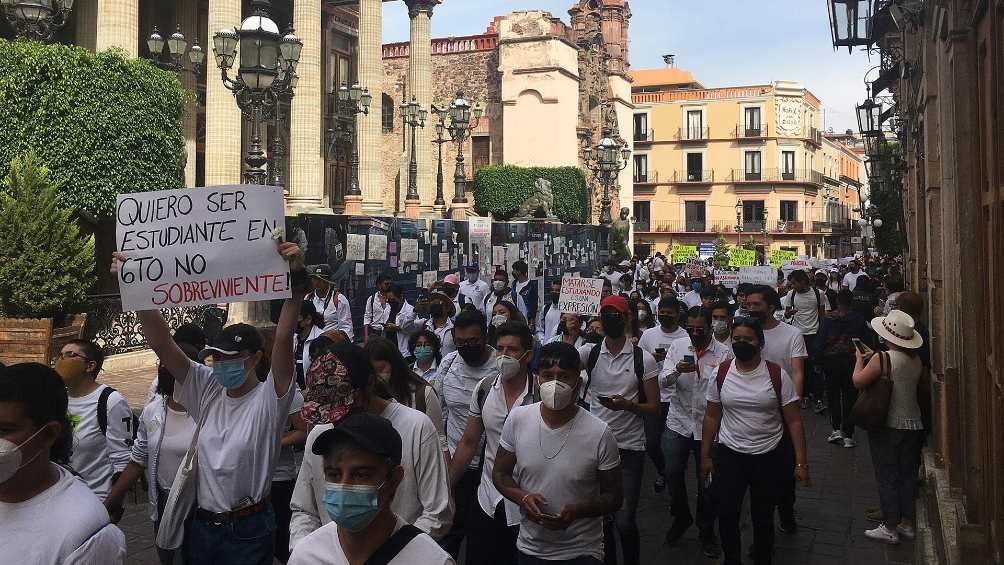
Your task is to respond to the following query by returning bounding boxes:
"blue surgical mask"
[413,345,435,362]
[692,281,702,291]
[211,358,248,390]
[323,481,383,532]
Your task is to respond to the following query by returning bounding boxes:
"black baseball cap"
[201,323,263,357]
[312,412,403,465]
[309,264,334,283]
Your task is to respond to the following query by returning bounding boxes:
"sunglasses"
[538,357,579,371]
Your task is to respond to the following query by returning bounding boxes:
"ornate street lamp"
[327,82,372,209]
[401,95,427,206]
[212,0,301,185]
[826,0,871,52]
[583,127,631,226]
[146,25,205,75]
[856,97,883,137]
[735,199,744,245]
[440,90,483,212]
[430,107,451,211]
[1,0,73,42]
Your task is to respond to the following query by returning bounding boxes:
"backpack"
[584,343,648,404]
[715,359,788,435]
[474,373,540,414]
[97,386,139,446]
[363,524,423,565]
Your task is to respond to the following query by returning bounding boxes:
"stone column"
[177,0,199,187]
[204,0,243,185]
[287,0,327,213]
[74,0,98,51]
[353,0,382,215]
[95,0,139,56]
[405,0,435,218]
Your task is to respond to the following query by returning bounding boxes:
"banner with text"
[770,249,797,267]
[715,272,740,289]
[557,275,604,316]
[115,185,290,311]
[671,244,698,263]
[738,265,778,286]
[728,248,756,267]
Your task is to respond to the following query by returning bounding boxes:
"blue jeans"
[187,506,276,565]
[662,429,715,536]
[602,449,644,565]
[518,552,603,565]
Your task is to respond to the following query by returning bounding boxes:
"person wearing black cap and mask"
[288,413,454,565]
[307,264,354,341]
[111,242,307,565]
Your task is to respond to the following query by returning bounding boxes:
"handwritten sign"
[739,266,778,286]
[715,272,740,289]
[400,239,418,263]
[115,185,289,311]
[557,275,604,316]
[469,216,492,280]
[671,244,698,263]
[728,248,756,267]
[781,259,811,272]
[368,234,388,261]
[345,234,366,261]
[770,249,797,267]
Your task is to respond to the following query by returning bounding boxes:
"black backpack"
[97,387,138,447]
[583,343,647,404]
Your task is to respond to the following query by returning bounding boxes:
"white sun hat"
[870,310,923,349]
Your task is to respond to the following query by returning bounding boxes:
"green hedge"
[0,39,186,217]
[472,165,589,223]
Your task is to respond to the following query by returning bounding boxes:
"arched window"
[382,94,395,132]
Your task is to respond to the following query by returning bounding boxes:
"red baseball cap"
[600,295,630,315]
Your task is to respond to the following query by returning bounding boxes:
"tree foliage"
[472,165,589,224]
[869,141,908,255]
[712,236,731,268]
[0,39,186,217]
[0,151,95,319]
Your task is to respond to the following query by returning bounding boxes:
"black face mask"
[659,315,678,330]
[688,329,708,347]
[550,292,560,303]
[732,341,758,362]
[457,344,486,365]
[429,304,445,318]
[583,331,603,344]
[601,314,626,339]
[748,310,768,324]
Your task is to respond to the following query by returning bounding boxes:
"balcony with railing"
[805,127,823,147]
[731,168,824,186]
[634,129,655,143]
[636,220,735,233]
[672,169,715,184]
[633,170,659,186]
[734,123,769,140]
[676,127,710,142]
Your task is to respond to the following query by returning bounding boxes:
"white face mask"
[0,426,46,484]
[637,310,649,322]
[491,314,508,328]
[492,280,507,292]
[538,378,577,410]
[467,272,478,283]
[496,354,524,381]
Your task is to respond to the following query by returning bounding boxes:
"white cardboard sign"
[557,275,604,316]
[115,185,290,311]
[738,265,778,286]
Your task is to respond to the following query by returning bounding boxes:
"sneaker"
[843,437,858,448]
[653,474,666,493]
[664,516,693,546]
[814,400,827,414]
[827,430,845,444]
[865,524,900,544]
[865,508,884,522]
[700,534,721,558]
[896,524,916,539]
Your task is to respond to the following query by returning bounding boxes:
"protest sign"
[557,275,604,316]
[345,234,366,261]
[400,239,419,263]
[368,234,387,261]
[728,248,756,267]
[468,216,492,280]
[671,244,698,263]
[698,242,715,259]
[770,249,797,267]
[781,259,811,273]
[739,265,778,286]
[685,258,707,278]
[715,272,740,289]
[115,185,289,311]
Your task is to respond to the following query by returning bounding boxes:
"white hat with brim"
[870,310,923,349]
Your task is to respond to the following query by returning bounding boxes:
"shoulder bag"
[849,351,893,432]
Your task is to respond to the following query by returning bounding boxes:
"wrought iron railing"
[734,123,769,139]
[676,127,710,141]
[673,169,715,183]
[81,294,229,356]
[634,128,655,142]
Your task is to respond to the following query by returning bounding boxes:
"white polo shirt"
[659,337,733,440]
[637,325,689,403]
[578,341,659,451]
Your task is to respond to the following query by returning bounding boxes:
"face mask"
[497,354,524,381]
[323,482,383,532]
[413,345,435,362]
[467,272,478,283]
[458,344,485,365]
[491,314,508,328]
[0,426,46,484]
[212,358,248,390]
[688,329,708,347]
[692,282,702,291]
[429,304,445,318]
[637,310,649,322]
[748,310,768,324]
[54,356,87,382]
[600,314,625,339]
[550,292,560,303]
[732,341,758,362]
[711,319,730,337]
[538,379,577,410]
[583,331,603,344]
[492,280,507,292]
[658,315,677,330]
[376,370,392,384]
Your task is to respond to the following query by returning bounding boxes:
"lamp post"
[439,90,482,219]
[1,0,73,42]
[761,207,769,264]
[430,106,450,215]
[856,96,883,138]
[146,25,205,75]
[401,95,427,218]
[327,82,371,213]
[211,0,301,185]
[735,199,744,246]
[583,127,631,226]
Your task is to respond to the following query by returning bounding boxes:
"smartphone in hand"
[683,354,695,364]
[851,338,869,354]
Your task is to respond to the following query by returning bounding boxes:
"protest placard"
[671,244,698,263]
[728,248,756,267]
[400,239,419,263]
[557,275,604,316]
[468,216,492,279]
[368,234,387,261]
[422,270,437,288]
[739,265,778,286]
[115,185,289,311]
[715,272,740,289]
[781,259,811,272]
[770,249,797,267]
[685,258,707,278]
[345,234,366,261]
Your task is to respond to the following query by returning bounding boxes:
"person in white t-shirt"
[700,318,809,565]
[113,242,305,565]
[56,340,133,505]
[842,260,866,291]
[449,322,538,565]
[289,342,452,551]
[782,270,830,413]
[272,388,307,563]
[460,265,490,313]
[744,285,807,534]
[363,272,394,342]
[536,279,564,345]
[709,302,733,349]
[307,264,354,341]
[288,413,455,565]
[682,279,704,309]
[492,341,623,564]
[0,363,127,565]
[636,295,687,494]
